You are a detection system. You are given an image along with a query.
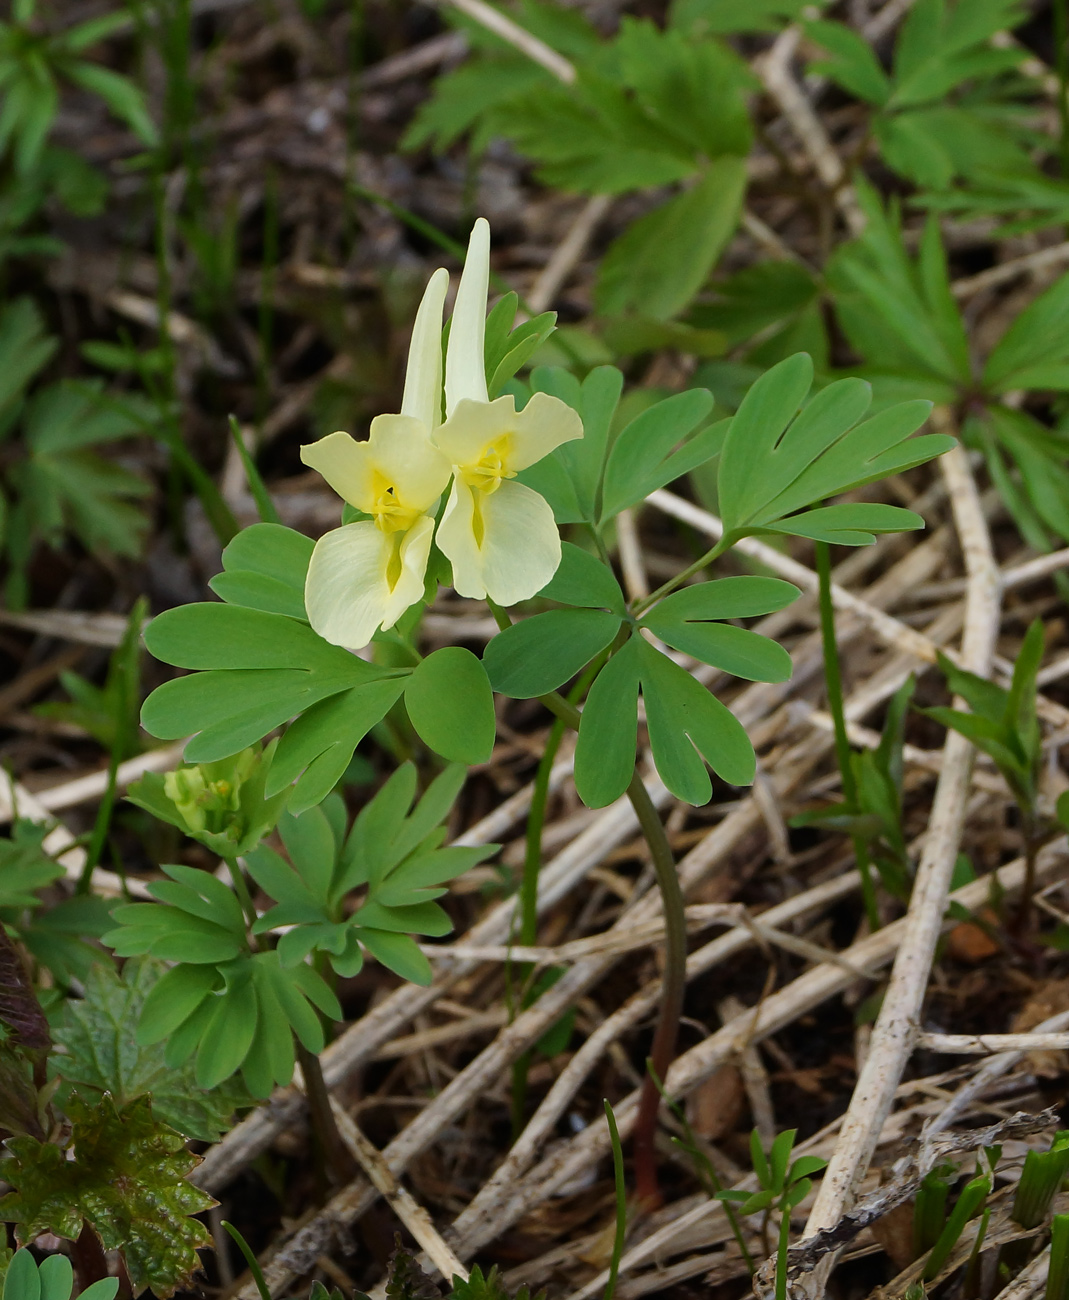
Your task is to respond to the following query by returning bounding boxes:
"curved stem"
[536,690,685,1205]
[489,590,689,1200]
[633,538,730,617]
[223,856,260,943]
[296,1039,357,1188]
[627,769,686,1209]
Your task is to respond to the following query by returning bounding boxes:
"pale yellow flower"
[300,268,452,649]
[433,219,583,605]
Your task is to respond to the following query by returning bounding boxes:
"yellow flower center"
[372,478,422,535]
[459,437,515,496]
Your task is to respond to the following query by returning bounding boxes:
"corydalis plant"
[300,219,582,650]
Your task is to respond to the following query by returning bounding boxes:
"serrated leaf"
[52,959,248,1141]
[0,1093,214,1297]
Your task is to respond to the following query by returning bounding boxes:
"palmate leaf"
[520,367,623,525]
[131,949,341,1096]
[716,351,951,545]
[983,270,1069,395]
[52,959,248,1141]
[487,548,797,806]
[0,818,65,909]
[141,601,406,768]
[0,1093,214,1298]
[918,620,1043,812]
[247,765,493,986]
[209,522,313,621]
[105,862,248,964]
[826,182,971,392]
[0,297,57,417]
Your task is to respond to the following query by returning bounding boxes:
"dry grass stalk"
[798,439,1002,1292]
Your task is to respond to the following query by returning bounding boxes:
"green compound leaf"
[983,269,1069,395]
[52,958,248,1141]
[141,603,398,763]
[246,765,489,990]
[574,635,642,808]
[521,366,624,525]
[104,862,248,964]
[601,387,715,521]
[0,1093,214,1298]
[209,522,313,621]
[539,541,626,613]
[129,949,340,1098]
[641,575,798,677]
[0,818,65,909]
[404,646,495,763]
[575,633,756,807]
[267,678,407,813]
[595,156,747,321]
[638,638,754,804]
[484,609,621,698]
[717,352,949,543]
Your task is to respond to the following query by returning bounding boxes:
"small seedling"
[718,1128,827,1300]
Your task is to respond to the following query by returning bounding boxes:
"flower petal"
[509,390,584,470]
[304,520,429,650]
[445,218,490,416]
[434,392,583,474]
[433,396,516,469]
[401,267,449,432]
[436,478,481,598]
[366,414,452,512]
[438,477,560,605]
[381,514,435,630]
[300,431,375,511]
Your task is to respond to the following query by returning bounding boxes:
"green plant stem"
[775,1200,792,1300]
[628,772,687,1208]
[510,656,608,1138]
[534,687,685,1205]
[78,750,121,892]
[224,856,259,937]
[634,535,730,616]
[296,1038,357,1187]
[815,540,880,932]
[489,599,688,1203]
[1016,821,1043,934]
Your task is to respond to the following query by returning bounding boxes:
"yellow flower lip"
[458,438,517,495]
[371,476,425,533]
